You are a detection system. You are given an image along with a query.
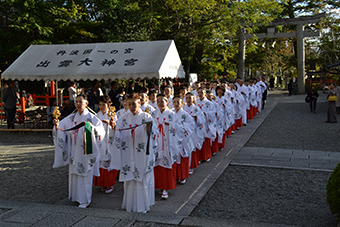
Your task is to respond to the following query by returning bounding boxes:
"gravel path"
[0,91,338,226]
[0,131,53,144]
[190,165,337,227]
[246,102,340,152]
[0,148,68,204]
[190,93,338,226]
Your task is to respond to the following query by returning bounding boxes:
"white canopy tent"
[1,40,185,126]
[2,40,185,81]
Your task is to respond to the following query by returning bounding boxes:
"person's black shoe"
[326,121,331,123]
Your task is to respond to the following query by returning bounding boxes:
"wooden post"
[297,24,305,94]
[238,28,246,80]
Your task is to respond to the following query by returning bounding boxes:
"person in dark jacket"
[288,76,293,96]
[269,76,275,90]
[115,87,125,110]
[108,81,118,109]
[3,81,18,129]
[306,89,319,113]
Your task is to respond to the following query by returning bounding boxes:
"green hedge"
[327,162,340,218]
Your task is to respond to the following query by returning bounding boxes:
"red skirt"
[247,109,252,120]
[212,137,219,154]
[201,138,212,161]
[190,149,199,169]
[236,118,243,128]
[93,168,118,188]
[218,132,227,149]
[197,141,205,161]
[154,163,177,190]
[177,156,190,180]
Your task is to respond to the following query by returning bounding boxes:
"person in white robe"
[211,81,218,96]
[196,87,216,162]
[255,77,265,112]
[192,82,200,99]
[179,86,187,104]
[148,90,158,109]
[53,94,105,208]
[252,79,260,114]
[229,83,243,129]
[237,79,249,126]
[139,92,156,113]
[151,94,183,199]
[113,93,157,213]
[93,95,118,194]
[164,85,174,109]
[206,90,223,155]
[116,95,130,119]
[173,96,195,184]
[183,92,205,174]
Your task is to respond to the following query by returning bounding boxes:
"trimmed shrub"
[327,162,340,217]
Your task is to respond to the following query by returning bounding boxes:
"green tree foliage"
[0,0,284,79]
[145,0,283,80]
[0,0,97,70]
[83,0,150,42]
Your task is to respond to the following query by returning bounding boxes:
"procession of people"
[52,77,268,213]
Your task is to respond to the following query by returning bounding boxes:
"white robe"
[238,85,248,124]
[212,100,224,143]
[113,109,157,212]
[197,97,216,140]
[149,101,158,109]
[96,111,120,171]
[166,95,174,109]
[182,103,205,150]
[232,90,243,120]
[53,108,105,205]
[151,108,182,169]
[249,86,257,107]
[140,103,156,114]
[192,90,199,100]
[216,96,234,130]
[173,108,195,163]
[116,108,129,119]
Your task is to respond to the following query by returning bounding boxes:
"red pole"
[46,94,49,106]
[32,94,36,105]
[51,81,55,97]
[20,97,26,114]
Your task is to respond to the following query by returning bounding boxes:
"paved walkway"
[0,89,336,226]
[231,147,340,172]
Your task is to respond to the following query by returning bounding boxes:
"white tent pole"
[158,79,160,93]
[56,80,58,107]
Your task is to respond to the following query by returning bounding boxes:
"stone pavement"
[231,147,340,172]
[0,89,336,226]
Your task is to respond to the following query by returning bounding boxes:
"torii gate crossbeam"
[238,13,325,94]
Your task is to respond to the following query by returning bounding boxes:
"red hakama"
[190,149,199,169]
[154,163,177,190]
[177,156,190,181]
[201,138,212,161]
[212,136,219,154]
[93,168,118,188]
[218,132,227,149]
[247,107,253,119]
